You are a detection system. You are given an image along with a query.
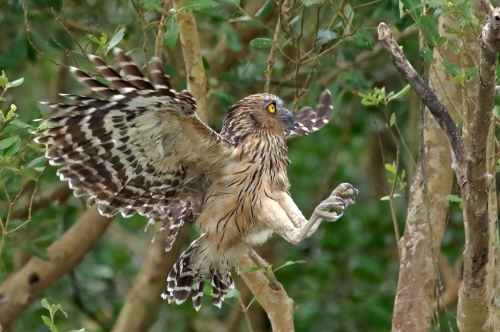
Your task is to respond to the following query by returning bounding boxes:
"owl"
[36,49,357,310]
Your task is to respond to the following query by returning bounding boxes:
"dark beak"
[280,110,295,125]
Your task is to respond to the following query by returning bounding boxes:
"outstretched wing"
[148,174,209,251]
[284,90,333,139]
[35,49,234,218]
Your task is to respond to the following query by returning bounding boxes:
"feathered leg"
[162,234,238,311]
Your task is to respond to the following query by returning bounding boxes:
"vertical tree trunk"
[392,13,477,331]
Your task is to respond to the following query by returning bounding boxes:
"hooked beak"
[280,110,295,125]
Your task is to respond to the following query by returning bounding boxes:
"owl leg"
[305,183,357,238]
[264,183,357,244]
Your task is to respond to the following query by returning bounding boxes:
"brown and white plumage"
[36,49,356,311]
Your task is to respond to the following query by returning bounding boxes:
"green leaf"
[420,46,433,64]
[3,136,21,156]
[427,0,448,7]
[222,0,240,7]
[241,266,265,273]
[352,28,374,51]
[41,315,55,328]
[249,38,273,48]
[388,84,411,101]
[389,113,396,127]
[140,0,166,13]
[255,0,272,17]
[274,260,307,272]
[400,0,421,18]
[26,156,47,168]
[0,70,8,88]
[181,0,219,12]
[225,28,242,52]
[99,33,108,47]
[6,104,17,120]
[454,75,464,83]
[107,28,126,52]
[10,77,24,88]
[53,304,68,318]
[225,288,241,299]
[0,96,6,102]
[41,299,52,312]
[27,244,50,261]
[316,29,337,45]
[445,194,462,203]
[10,118,31,129]
[0,136,19,150]
[442,61,462,76]
[466,67,478,80]
[380,193,401,201]
[419,16,440,47]
[288,13,302,27]
[164,16,180,50]
[385,163,396,174]
[305,0,324,6]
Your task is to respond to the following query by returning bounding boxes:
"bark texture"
[173,0,207,119]
[239,255,295,332]
[392,12,477,330]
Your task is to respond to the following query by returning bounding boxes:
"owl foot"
[305,183,358,238]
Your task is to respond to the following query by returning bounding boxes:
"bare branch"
[154,1,172,58]
[377,23,467,186]
[172,0,207,120]
[0,205,113,327]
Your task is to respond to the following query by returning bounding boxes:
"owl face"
[231,93,295,132]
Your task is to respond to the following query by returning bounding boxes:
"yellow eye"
[267,104,276,113]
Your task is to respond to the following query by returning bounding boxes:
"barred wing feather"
[284,89,333,139]
[35,49,234,219]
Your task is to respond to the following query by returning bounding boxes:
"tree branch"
[239,254,295,332]
[0,205,112,327]
[377,23,467,186]
[111,227,189,332]
[172,0,207,120]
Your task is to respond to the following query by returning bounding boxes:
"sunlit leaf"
[165,16,180,50]
[9,77,24,88]
[274,260,307,272]
[107,28,126,52]
[241,266,265,273]
[389,113,396,127]
[388,84,411,101]
[249,38,273,48]
[255,0,272,17]
[41,299,52,312]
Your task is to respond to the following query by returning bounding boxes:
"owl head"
[221,93,295,141]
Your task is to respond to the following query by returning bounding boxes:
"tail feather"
[162,234,237,311]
